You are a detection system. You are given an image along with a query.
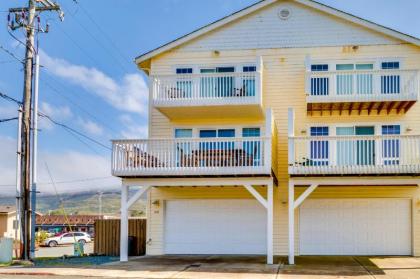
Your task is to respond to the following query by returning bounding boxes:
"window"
[309,127,329,166]
[199,129,235,150]
[311,64,328,71]
[311,64,329,96]
[242,128,260,137]
[200,67,235,98]
[382,125,400,165]
[243,128,261,166]
[335,63,374,95]
[175,129,192,138]
[176,68,193,74]
[381,62,399,70]
[63,233,73,238]
[241,66,256,97]
[175,129,193,167]
[243,66,256,72]
[381,62,400,94]
[175,68,193,98]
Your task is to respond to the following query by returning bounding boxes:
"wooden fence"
[94,219,146,256]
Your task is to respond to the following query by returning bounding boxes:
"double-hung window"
[309,127,329,166]
[310,64,329,96]
[175,68,193,98]
[382,125,400,165]
[381,62,400,94]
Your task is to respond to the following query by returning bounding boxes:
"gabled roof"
[0,205,16,214]
[135,0,420,65]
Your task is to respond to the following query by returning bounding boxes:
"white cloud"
[0,136,119,195]
[39,101,72,130]
[77,117,103,136]
[40,50,149,116]
[119,114,148,139]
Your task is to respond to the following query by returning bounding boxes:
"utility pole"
[15,106,23,259]
[8,0,63,260]
[30,52,40,259]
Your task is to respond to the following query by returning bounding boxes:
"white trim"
[294,183,318,209]
[244,184,268,208]
[122,177,273,187]
[127,185,152,209]
[288,180,295,265]
[135,0,420,65]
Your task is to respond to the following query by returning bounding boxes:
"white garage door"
[300,199,411,255]
[164,199,266,254]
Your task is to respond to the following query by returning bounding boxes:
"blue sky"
[0,0,419,194]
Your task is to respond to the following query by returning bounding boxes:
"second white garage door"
[164,199,266,254]
[300,199,411,255]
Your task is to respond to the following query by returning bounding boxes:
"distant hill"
[0,190,146,216]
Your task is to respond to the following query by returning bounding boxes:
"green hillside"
[0,190,146,216]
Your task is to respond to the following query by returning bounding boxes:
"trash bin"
[0,238,13,264]
[128,236,137,256]
[74,241,84,256]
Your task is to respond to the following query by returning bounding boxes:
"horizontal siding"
[172,0,400,52]
[142,0,420,257]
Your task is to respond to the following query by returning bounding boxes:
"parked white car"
[43,232,92,247]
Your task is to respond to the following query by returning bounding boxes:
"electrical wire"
[0,176,115,187]
[0,44,24,64]
[38,111,111,151]
[0,117,18,123]
[41,76,121,136]
[0,91,22,105]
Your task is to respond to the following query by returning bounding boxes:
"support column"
[267,180,274,265]
[288,180,295,265]
[120,184,129,262]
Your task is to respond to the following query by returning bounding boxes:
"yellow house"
[0,205,18,239]
[112,0,420,264]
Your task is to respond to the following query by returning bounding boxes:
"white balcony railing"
[112,137,271,177]
[306,69,419,103]
[289,134,420,175]
[151,71,262,107]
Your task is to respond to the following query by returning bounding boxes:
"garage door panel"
[300,199,411,256]
[165,199,266,255]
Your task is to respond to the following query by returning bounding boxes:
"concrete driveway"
[2,255,420,278]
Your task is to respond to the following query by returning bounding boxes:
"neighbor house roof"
[36,215,103,226]
[0,205,16,214]
[135,0,420,65]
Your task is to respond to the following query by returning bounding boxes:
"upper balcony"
[112,136,272,177]
[306,68,419,115]
[288,134,420,176]
[151,70,263,120]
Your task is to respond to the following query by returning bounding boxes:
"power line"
[65,1,132,70]
[41,76,121,136]
[38,111,111,150]
[0,91,22,105]
[0,44,24,64]
[0,90,110,151]
[0,117,18,123]
[0,176,114,187]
